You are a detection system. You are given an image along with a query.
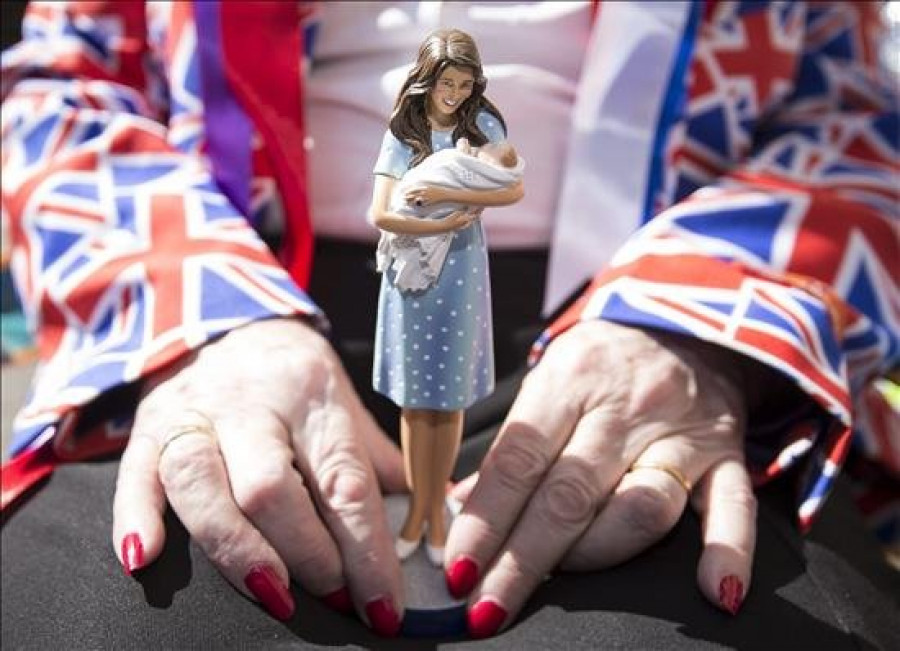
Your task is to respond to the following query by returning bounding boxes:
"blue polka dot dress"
[372,111,506,411]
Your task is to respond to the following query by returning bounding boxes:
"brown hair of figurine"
[389,28,506,167]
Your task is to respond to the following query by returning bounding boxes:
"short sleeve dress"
[372,110,506,411]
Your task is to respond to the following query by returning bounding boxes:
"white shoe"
[425,543,444,567]
[395,535,421,561]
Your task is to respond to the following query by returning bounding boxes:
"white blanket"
[377,148,525,292]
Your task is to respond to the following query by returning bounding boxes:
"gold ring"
[629,463,692,493]
[158,423,217,458]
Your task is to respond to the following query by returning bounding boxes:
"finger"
[449,471,479,504]
[465,409,621,637]
[213,410,346,600]
[113,430,166,575]
[444,368,581,601]
[692,458,756,615]
[560,440,697,571]
[405,185,425,199]
[112,364,196,575]
[446,473,479,518]
[295,385,404,637]
[157,414,295,621]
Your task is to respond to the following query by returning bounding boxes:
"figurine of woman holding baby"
[369,28,524,565]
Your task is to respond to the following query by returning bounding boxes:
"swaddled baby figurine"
[376,138,524,292]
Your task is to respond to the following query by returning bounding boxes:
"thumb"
[449,471,479,504]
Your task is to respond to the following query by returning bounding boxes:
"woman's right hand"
[440,207,481,232]
[111,318,409,636]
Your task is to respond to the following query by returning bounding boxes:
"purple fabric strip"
[193,0,253,219]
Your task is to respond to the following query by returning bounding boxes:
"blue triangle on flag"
[35,226,83,271]
[111,162,182,187]
[687,106,732,159]
[847,260,884,327]
[675,199,788,263]
[199,265,277,323]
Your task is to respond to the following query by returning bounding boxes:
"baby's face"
[477,142,516,168]
[476,143,503,166]
[456,139,516,168]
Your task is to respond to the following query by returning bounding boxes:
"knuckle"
[537,466,598,528]
[490,435,550,493]
[555,344,600,378]
[157,438,220,494]
[273,343,330,384]
[203,526,249,571]
[547,325,605,368]
[231,452,296,518]
[533,337,614,408]
[318,452,372,510]
[619,486,679,540]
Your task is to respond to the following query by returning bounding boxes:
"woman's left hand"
[404,184,446,207]
[445,320,757,638]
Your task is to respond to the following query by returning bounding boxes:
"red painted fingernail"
[719,575,744,615]
[365,596,401,637]
[446,556,478,599]
[244,565,295,621]
[121,532,144,576]
[468,598,507,639]
[321,585,353,614]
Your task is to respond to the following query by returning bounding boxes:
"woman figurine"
[370,29,524,567]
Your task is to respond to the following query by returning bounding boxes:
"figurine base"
[384,494,466,637]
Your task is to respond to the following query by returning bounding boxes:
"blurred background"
[1,0,29,460]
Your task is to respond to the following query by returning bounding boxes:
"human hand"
[404,183,447,207]
[439,207,481,232]
[445,321,755,637]
[111,318,408,635]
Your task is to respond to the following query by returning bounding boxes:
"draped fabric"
[534,1,898,530]
[1,2,897,535]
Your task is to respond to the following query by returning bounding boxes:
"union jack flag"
[1,1,897,538]
[2,2,320,466]
[534,1,899,529]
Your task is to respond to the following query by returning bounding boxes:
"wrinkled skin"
[447,320,756,630]
[112,317,757,632]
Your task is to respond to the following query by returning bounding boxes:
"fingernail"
[321,585,354,614]
[365,596,401,637]
[244,565,295,621]
[468,598,507,639]
[121,532,144,576]
[446,556,478,599]
[719,575,744,615]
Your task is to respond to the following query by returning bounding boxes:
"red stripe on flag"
[220,2,313,289]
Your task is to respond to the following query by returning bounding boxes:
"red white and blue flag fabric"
[1,1,321,500]
[535,0,899,530]
[1,1,898,536]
